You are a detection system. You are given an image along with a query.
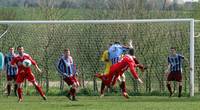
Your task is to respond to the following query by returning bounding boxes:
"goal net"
[0,19,195,96]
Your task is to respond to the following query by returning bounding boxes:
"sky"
[183,0,199,2]
[168,0,199,4]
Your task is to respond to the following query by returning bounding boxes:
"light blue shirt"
[108,44,128,64]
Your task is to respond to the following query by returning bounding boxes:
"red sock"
[121,81,126,93]
[17,88,23,99]
[35,85,45,97]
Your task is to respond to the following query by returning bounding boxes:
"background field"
[0,96,200,110]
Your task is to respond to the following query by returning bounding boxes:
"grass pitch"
[0,96,200,110]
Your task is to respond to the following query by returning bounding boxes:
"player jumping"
[96,48,144,98]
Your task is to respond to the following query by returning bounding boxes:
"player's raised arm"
[120,39,133,49]
[129,40,133,48]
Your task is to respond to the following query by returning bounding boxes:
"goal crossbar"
[0,19,195,24]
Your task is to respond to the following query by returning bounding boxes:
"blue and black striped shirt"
[168,54,184,72]
[57,56,76,77]
[4,53,17,76]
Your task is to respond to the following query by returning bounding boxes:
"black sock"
[167,84,172,94]
[14,84,18,96]
[100,82,105,95]
[179,85,182,96]
[7,85,11,96]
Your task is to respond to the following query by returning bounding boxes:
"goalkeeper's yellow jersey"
[101,50,112,74]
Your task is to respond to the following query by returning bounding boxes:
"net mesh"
[0,21,193,95]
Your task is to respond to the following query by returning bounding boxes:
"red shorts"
[167,71,182,82]
[7,75,17,81]
[16,70,36,83]
[63,76,79,86]
[103,68,124,86]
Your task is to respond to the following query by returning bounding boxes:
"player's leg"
[13,76,18,96]
[70,76,79,101]
[112,72,123,90]
[176,71,182,97]
[100,81,106,98]
[109,74,121,93]
[119,74,126,92]
[7,77,18,96]
[119,74,129,99]
[95,73,109,97]
[31,80,46,100]
[101,74,119,95]
[14,83,18,96]
[63,77,72,100]
[74,76,80,87]
[99,65,111,98]
[6,81,12,96]
[16,72,25,102]
[104,65,119,86]
[177,81,182,97]
[63,76,77,101]
[166,73,173,97]
[166,81,173,96]
[28,73,47,100]
[96,66,117,97]
[6,76,12,96]
[71,83,78,101]
[12,75,18,96]
[17,83,23,102]
[96,65,116,85]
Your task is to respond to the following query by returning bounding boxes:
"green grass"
[0,96,200,110]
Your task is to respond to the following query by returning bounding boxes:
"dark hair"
[170,47,176,50]
[9,47,14,50]
[114,41,120,44]
[128,48,134,55]
[17,45,23,49]
[64,48,70,52]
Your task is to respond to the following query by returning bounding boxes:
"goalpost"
[0,19,195,96]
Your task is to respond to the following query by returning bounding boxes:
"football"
[22,59,32,67]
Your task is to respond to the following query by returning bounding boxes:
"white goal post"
[0,19,195,96]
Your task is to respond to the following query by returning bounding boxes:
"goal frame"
[0,19,195,96]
